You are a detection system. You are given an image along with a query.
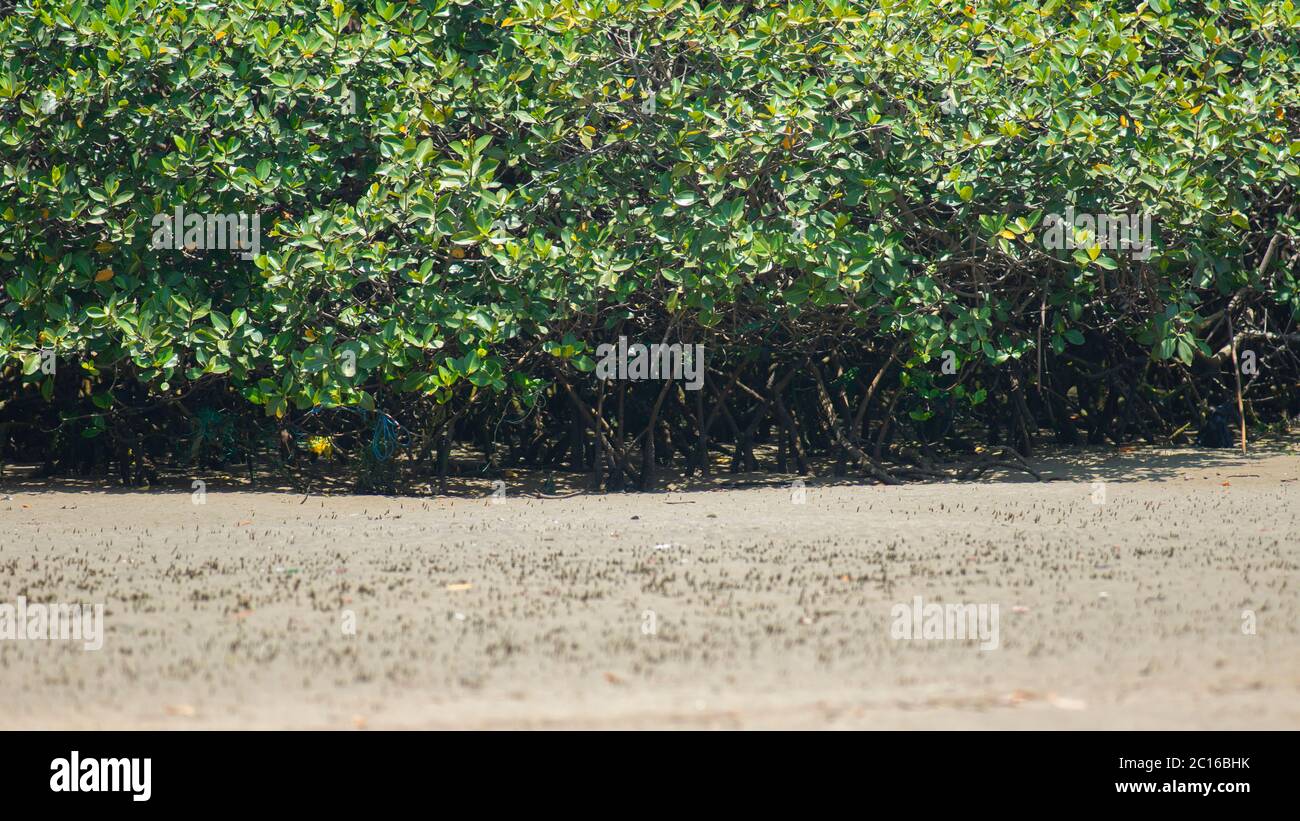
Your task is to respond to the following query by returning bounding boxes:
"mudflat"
[1,445,1296,729]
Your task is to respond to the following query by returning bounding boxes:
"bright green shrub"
[2,0,1298,483]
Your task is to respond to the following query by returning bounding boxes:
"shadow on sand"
[1,437,1295,500]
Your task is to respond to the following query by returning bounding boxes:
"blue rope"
[370,412,399,461]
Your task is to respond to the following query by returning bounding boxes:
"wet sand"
[2,445,1297,729]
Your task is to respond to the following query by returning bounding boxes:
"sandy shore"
[1,444,1297,729]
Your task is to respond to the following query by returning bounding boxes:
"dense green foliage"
[2,0,1298,489]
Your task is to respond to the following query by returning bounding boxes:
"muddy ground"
[1,443,1297,729]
